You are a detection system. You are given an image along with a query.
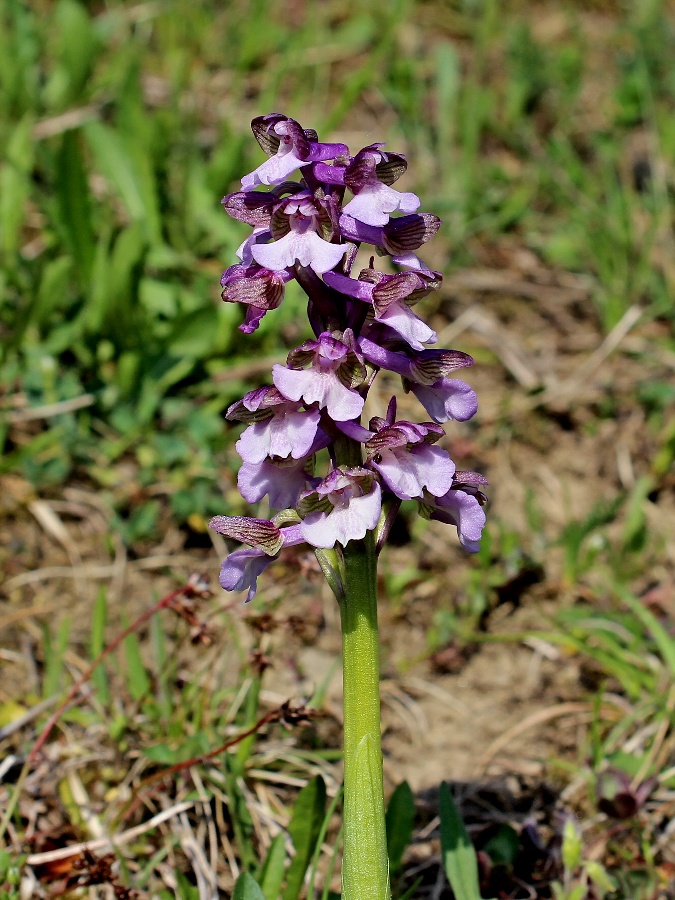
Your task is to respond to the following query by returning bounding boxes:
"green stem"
[335,436,391,900]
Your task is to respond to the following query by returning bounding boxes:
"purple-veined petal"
[238,458,310,510]
[377,302,437,350]
[220,548,275,602]
[241,150,306,190]
[432,489,486,553]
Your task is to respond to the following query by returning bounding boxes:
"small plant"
[0,849,24,900]
[551,818,616,900]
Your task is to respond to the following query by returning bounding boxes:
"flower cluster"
[211,114,487,600]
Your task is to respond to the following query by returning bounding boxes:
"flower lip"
[226,385,289,422]
[298,466,382,549]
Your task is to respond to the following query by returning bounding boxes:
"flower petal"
[411,378,478,423]
[372,444,454,500]
[273,365,364,421]
[301,482,381,548]
[252,231,351,274]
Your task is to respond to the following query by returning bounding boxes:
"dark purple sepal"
[408,349,475,385]
[221,191,279,227]
[208,515,284,555]
[226,385,288,423]
[220,263,286,309]
[382,213,442,254]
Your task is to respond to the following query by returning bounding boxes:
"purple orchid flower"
[423,471,489,553]
[221,262,291,334]
[211,113,487,599]
[298,467,382,548]
[273,330,366,422]
[251,191,354,275]
[237,428,330,510]
[341,145,421,227]
[364,399,455,500]
[209,516,305,601]
[241,114,348,190]
[324,269,437,351]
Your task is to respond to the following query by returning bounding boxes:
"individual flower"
[298,467,382,548]
[357,338,478,420]
[208,516,305,601]
[238,456,312,511]
[251,191,354,275]
[237,429,330,510]
[364,399,455,500]
[228,386,321,464]
[341,145,420,226]
[241,114,348,190]
[339,212,441,255]
[422,471,488,553]
[273,330,366,422]
[324,269,437,351]
[235,404,320,463]
[220,262,291,334]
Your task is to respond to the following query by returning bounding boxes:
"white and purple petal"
[372,444,454,500]
[377,301,437,350]
[252,230,351,275]
[343,181,420,227]
[272,364,364,421]
[238,458,310,510]
[220,548,275,602]
[236,407,321,464]
[301,482,381,548]
[433,489,486,553]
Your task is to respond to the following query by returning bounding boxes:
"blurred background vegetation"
[2,0,673,536]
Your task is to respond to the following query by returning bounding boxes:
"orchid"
[209,113,487,900]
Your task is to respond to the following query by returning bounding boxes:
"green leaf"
[84,121,161,244]
[51,0,98,101]
[260,833,286,900]
[481,824,520,868]
[386,780,415,875]
[613,583,675,678]
[34,256,73,330]
[42,616,72,698]
[439,782,482,900]
[0,114,33,263]
[233,872,266,900]
[282,775,327,900]
[123,627,151,701]
[175,870,200,899]
[90,586,110,705]
[56,131,95,284]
